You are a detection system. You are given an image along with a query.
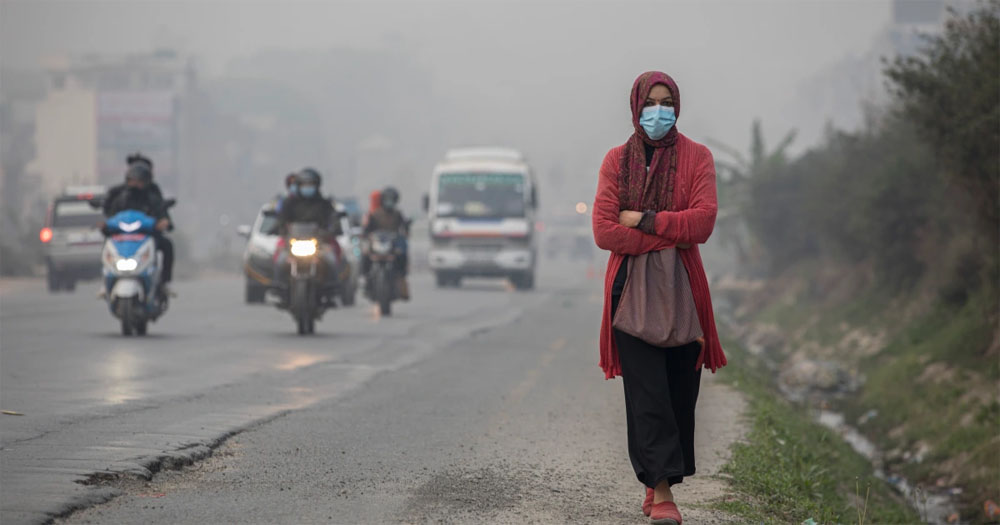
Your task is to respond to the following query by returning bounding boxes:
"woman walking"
[592,71,727,524]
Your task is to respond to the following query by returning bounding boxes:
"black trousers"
[154,234,173,283]
[612,292,702,488]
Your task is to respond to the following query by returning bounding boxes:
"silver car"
[41,191,106,293]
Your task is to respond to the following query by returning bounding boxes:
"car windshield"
[258,212,279,235]
[436,173,525,219]
[53,201,101,228]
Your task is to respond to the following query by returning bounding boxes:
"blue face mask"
[299,185,317,198]
[288,183,298,196]
[639,105,676,140]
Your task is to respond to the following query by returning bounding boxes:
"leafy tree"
[709,120,797,272]
[884,1,1000,233]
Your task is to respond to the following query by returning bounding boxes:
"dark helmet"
[297,168,322,188]
[381,186,400,210]
[125,163,153,185]
[127,152,153,171]
[284,172,298,188]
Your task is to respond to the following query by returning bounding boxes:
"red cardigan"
[592,134,727,379]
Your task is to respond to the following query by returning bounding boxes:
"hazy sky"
[2,0,894,192]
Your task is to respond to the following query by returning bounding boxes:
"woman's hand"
[619,210,643,228]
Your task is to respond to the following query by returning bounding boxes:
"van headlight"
[290,239,317,257]
[116,258,138,272]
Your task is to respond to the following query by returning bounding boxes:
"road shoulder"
[62,288,749,524]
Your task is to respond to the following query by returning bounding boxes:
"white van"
[423,147,538,289]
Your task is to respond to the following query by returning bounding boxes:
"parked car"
[40,187,106,293]
[238,200,358,306]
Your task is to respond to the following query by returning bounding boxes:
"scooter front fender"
[111,279,144,302]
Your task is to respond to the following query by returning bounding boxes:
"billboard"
[96,91,177,194]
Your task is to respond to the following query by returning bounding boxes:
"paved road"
[2,263,743,524]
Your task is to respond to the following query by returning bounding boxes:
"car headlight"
[290,239,317,257]
[249,243,271,259]
[116,258,138,271]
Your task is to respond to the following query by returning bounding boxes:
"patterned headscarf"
[620,71,681,212]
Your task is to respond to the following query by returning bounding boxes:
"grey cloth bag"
[612,247,703,347]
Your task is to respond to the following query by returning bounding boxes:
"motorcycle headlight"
[372,239,390,253]
[290,239,317,257]
[116,258,138,272]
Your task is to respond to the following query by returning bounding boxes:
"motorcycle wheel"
[379,295,392,316]
[374,269,392,316]
[294,280,312,336]
[120,299,134,336]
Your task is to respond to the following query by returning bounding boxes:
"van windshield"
[53,201,102,228]
[437,173,525,219]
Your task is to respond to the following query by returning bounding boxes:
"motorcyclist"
[108,153,171,223]
[359,190,381,278]
[273,168,342,302]
[105,153,175,291]
[275,173,299,214]
[363,186,410,300]
[362,189,381,228]
[101,163,173,296]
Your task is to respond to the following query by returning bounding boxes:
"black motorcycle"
[284,222,329,334]
[366,230,403,316]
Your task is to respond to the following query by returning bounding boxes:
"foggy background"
[0,0,943,270]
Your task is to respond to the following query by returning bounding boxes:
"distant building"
[28,50,195,197]
[793,0,952,145]
[0,68,45,220]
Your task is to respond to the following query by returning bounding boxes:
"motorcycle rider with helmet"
[105,154,175,288]
[275,172,299,214]
[363,186,410,300]
[101,162,174,297]
[273,168,343,303]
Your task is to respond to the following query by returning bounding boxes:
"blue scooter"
[99,206,173,336]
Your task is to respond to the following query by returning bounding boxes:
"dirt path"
[406,371,748,524]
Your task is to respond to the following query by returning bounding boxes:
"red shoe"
[649,500,682,525]
[642,488,654,516]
